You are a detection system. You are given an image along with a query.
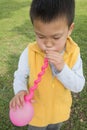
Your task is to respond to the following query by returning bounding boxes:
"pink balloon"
[9,100,34,126]
[9,58,48,126]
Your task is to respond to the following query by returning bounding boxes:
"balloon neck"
[24,95,32,102]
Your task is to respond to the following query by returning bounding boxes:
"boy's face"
[33,17,74,53]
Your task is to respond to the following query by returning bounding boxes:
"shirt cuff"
[13,85,28,95]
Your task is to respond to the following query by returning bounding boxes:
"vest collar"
[29,37,78,57]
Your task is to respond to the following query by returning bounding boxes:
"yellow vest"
[28,37,80,126]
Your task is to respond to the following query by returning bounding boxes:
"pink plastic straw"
[25,58,48,101]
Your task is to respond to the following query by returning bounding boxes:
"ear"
[68,23,74,36]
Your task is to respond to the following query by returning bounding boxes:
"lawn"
[0,0,87,130]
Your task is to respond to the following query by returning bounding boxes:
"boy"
[10,0,85,130]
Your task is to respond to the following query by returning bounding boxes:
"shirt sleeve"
[54,55,85,93]
[13,47,29,94]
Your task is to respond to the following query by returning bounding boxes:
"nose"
[45,39,53,48]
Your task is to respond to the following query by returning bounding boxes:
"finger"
[9,100,13,109]
[46,50,63,57]
[19,95,25,106]
[46,48,56,51]
[16,97,22,108]
[10,99,17,110]
[46,54,61,62]
[46,52,63,60]
[31,99,36,103]
[46,52,60,58]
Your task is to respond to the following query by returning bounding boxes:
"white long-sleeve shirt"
[13,47,85,94]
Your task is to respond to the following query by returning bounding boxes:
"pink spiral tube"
[9,58,48,126]
[25,58,48,101]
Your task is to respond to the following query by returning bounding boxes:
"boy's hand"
[9,90,28,110]
[46,49,65,72]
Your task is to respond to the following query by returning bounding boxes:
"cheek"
[55,39,66,51]
[36,39,46,51]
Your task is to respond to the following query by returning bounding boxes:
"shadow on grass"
[0,0,31,20]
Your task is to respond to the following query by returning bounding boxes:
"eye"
[38,36,45,39]
[53,37,60,40]
[36,34,45,39]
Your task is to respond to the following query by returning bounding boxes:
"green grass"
[0,0,87,129]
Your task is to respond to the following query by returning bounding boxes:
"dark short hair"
[30,0,75,27]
